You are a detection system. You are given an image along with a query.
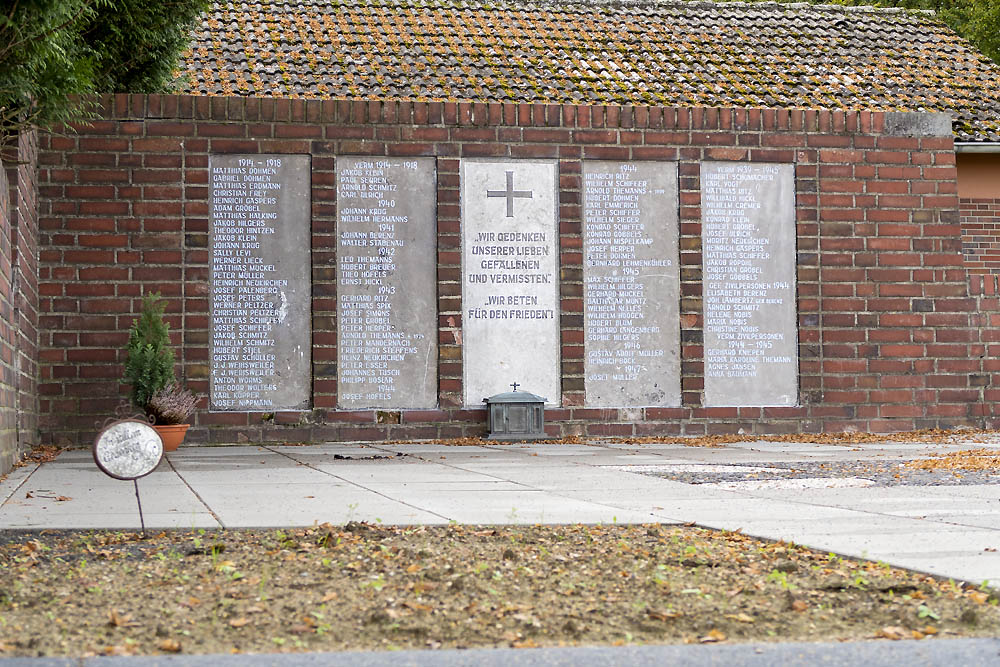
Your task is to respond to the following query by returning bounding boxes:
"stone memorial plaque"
[336,157,438,408]
[583,161,680,407]
[461,160,560,405]
[701,162,797,406]
[93,419,163,480]
[210,154,311,411]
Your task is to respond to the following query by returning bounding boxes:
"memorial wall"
[208,155,799,412]
[461,159,561,405]
[583,161,681,407]
[701,162,798,407]
[209,154,312,411]
[41,98,979,443]
[336,157,438,409]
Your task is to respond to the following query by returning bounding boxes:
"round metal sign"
[93,419,164,481]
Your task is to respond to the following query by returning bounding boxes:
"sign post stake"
[93,419,164,537]
[133,480,147,537]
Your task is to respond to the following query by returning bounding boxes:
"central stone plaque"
[461,160,560,405]
[583,161,680,407]
[209,154,311,411]
[701,162,798,406]
[337,157,438,409]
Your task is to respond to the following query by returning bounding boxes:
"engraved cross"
[510,382,520,392]
[487,171,533,218]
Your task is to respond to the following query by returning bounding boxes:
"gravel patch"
[637,461,1000,488]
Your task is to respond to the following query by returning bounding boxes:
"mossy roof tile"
[181,0,1000,141]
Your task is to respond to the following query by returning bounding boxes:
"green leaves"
[1,0,210,153]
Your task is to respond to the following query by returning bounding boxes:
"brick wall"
[0,130,40,473]
[962,198,1000,274]
[33,94,997,445]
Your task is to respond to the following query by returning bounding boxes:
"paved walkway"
[2,436,1000,587]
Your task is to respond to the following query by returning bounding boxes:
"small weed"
[918,604,941,621]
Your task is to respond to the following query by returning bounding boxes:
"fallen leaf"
[55,496,72,502]
[647,608,682,621]
[107,609,134,627]
[320,592,338,602]
[229,617,251,628]
[700,629,726,643]
[157,639,182,653]
[290,624,314,634]
[406,563,422,573]
[513,639,539,648]
[727,612,755,623]
[969,591,989,605]
[24,491,32,499]
[791,599,809,612]
[877,625,907,640]
[922,625,938,635]
[912,630,925,640]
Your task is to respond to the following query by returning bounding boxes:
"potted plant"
[123,292,196,451]
[146,383,197,450]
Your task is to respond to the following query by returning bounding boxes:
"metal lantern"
[483,383,547,441]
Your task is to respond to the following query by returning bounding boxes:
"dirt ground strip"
[1,524,999,657]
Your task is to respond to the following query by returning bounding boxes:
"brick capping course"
[32,93,996,446]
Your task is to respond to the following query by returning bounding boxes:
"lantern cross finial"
[510,382,520,392]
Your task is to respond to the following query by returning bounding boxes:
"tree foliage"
[0,0,209,153]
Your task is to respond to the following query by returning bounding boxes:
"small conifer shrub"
[123,292,176,415]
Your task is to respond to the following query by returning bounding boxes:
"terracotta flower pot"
[153,423,190,452]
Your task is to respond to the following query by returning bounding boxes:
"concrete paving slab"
[871,553,1000,584]
[361,481,529,493]
[913,485,1000,500]
[5,440,1000,588]
[0,462,37,504]
[648,497,863,523]
[0,512,221,530]
[716,516,975,537]
[370,444,499,455]
[444,465,677,491]
[549,482,747,507]
[312,463,508,485]
[751,530,1000,557]
[909,514,1000,530]
[382,489,656,525]
[190,483,448,527]
[166,446,276,457]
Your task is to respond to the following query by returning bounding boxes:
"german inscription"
[210,154,311,411]
[337,157,438,409]
[93,420,163,480]
[461,160,560,405]
[702,162,797,406]
[583,161,680,407]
